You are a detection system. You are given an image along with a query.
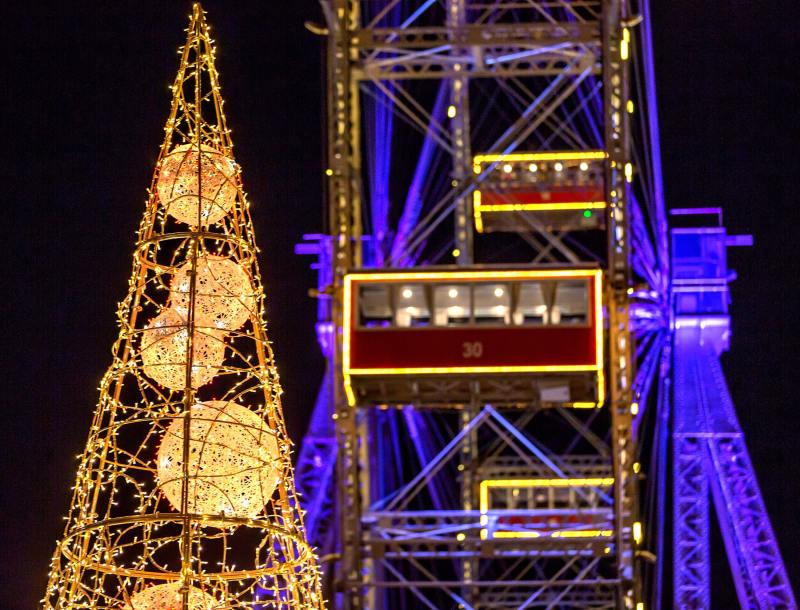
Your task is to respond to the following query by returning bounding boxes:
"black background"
[2,2,798,608]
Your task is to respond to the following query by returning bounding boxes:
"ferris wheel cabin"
[473,151,607,233]
[343,268,604,407]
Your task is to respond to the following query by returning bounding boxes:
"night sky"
[2,2,798,608]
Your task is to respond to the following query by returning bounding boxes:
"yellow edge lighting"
[479,202,607,213]
[346,269,600,282]
[481,478,614,491]
[551,530,614,538]
[492,531,541,539]
[633,521,643,545]
[343,270,605,406]
[474,151,606,165]
[621,28,630,61]
[567,402,599,409]
[594,272,605,405]
[348,364,600,376]
[474,191,484,233]
[479,478,614,539]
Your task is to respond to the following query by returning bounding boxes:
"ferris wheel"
[294,1,797,608]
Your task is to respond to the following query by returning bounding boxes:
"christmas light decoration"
[41,5,324,609]
[157,143,238,226]
[126,583,217,610]
[170,254,256,331]
[140,309,225,390]
[157,401,281,518]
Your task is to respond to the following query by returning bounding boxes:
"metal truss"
[353,24,601,81]
[673,326,796,609]
[298,0,675,608]
[352,404,620,609]
[672,437,710,608]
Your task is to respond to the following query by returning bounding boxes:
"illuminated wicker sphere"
[157,400,281,519]
[140,309,225,390]
[170,254,256,330]
[156,143,238,226]
[126,582,217,610]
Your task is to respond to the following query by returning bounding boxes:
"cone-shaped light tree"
[42,6,324,609]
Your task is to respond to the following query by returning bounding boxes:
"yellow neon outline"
[492,531,541,539]
[479,477,615,539]
[473,151,606,165]
[474,191,484,233]
[471,152,607,233]
[346,269,600,282]
[633,521,643,545]
[474,196,607,231]
[551,529,613,538]
[479,202,607,212]
[348,364,600,376]
[343,269,605,406]
[594,272,605,405]
[568,402,600,409]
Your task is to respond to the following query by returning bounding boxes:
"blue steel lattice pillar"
[672,435,710,608]
[671,209,796,610]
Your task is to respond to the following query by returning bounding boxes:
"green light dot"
[583,210,592,218]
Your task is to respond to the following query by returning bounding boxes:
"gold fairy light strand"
[41,4,324,609]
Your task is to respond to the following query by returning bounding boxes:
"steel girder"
[309,1,646,608]
[673,327,796,609]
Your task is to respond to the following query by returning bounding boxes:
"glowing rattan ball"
[170,254,256,331]
[157,400,281,519]
[140,309,225,390]
[126,582,217,610]
[157,143,238,226]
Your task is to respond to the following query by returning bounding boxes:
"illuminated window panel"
[473,283,511,325]
[433,284,471,326]
[479,477,614,540]
[343,269,605,406]
[395,283,430,327]
[472,151,607,233]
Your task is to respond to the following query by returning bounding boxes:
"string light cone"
[41,5,324,609]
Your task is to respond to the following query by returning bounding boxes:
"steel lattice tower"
[290,1,796,609]
[42,6,323,609]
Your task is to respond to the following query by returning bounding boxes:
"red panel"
[348,275,599,372]
[350,325,595,369]
[481,188,604,206]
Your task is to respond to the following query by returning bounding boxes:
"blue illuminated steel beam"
[671,211,795,609]
[674,330,796,609]
[294,236,337,552]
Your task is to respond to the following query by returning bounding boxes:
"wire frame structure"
[41,5,324,609]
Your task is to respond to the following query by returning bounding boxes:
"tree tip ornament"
[41,6,324,609]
